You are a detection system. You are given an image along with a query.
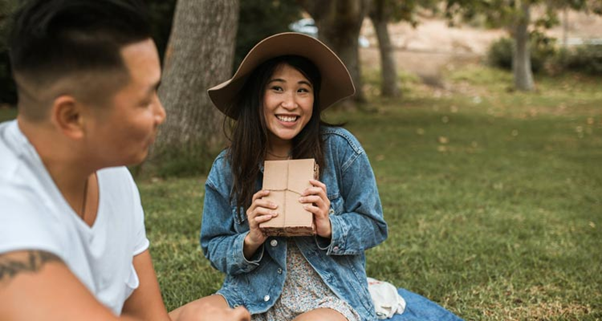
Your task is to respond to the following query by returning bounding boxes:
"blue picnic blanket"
[390,288,464,321]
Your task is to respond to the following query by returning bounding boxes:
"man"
[0,0,249,320]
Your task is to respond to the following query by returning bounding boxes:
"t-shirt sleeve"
[124,170,149,256]
[0,186,63,258]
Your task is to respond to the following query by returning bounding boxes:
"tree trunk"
[297,0,371,105]
[562,7,568,48]
[369,0,400,97]
[154,0,239,161]
[512,1,534,91]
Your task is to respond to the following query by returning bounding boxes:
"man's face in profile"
[84,38,166,167]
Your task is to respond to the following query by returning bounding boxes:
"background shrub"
[553,44,602,75]
[486,33,557,73]
[487,37,514,70]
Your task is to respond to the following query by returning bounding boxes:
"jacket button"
[328,208,335,215]
[333,246,339,253]
[277,268,282,274]
[264,295,270,302]
[270,239,278,247]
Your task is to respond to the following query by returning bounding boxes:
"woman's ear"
[50,95,85,140]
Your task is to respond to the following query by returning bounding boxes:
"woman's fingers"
[247,191,279,232]
[301,180,330,218]
[309,179,327,190]
[254,199,278,210]
[247,191,277,218]
[302,186,326,197]
[298,195,325,207]
[253,212,278,224]
[302,203,320,214]
[248,202,278,222]
[252,189,271,202]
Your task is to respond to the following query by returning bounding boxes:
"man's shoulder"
[0,121,24,182]
[0,148,20,182]
[0,174,63,258]
[96,166,141,201]
[97,166,137,188]
[0,152,40,203]
[97,166,134,181]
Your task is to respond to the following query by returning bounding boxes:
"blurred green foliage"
[233,0,302,72]
[0,0,302,105]
[0,0,17,105]
[0,0,178,105]
[487,34,602,76]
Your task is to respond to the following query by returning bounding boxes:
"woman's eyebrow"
[268,78,286,84]
[267,78,312,87]
[298,80,312,87]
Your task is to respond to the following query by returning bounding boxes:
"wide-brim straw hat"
[208,32,355,120]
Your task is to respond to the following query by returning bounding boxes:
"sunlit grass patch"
[137,65,601,319]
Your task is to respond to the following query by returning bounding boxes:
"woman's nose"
[281,92,297,109]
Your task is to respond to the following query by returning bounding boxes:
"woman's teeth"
[277,115,298,122]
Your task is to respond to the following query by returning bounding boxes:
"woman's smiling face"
[262,63,314,148]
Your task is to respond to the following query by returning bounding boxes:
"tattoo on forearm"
[0,251,62,285]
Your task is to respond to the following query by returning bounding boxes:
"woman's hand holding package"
[300,179,332,238]
[243,190,278,259]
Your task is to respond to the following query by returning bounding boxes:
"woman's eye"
[298,88,310,93]
[271,86,283,92]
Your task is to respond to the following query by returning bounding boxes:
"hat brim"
[208,32,355,119]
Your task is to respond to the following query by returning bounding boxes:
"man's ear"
[50,95,86,140]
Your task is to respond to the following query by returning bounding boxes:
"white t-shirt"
[0,120,149,315]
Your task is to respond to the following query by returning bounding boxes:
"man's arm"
[124,250,251,321]
[0,250,135,321]
[121,250,170,321]
[0,250,250,321]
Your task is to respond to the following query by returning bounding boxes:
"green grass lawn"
[4,65,598,320]
[140,66,601,320]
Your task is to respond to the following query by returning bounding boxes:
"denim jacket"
[200,126,388,320]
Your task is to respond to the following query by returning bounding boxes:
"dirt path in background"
[359,11,602,82]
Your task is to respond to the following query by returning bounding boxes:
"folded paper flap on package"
[263,159,317,194]
[260,159,318,236]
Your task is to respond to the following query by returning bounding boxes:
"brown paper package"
[259,159,319,236]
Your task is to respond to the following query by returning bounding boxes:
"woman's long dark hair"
[223,55,328,219]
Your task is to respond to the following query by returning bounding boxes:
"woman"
[199,32,388,321]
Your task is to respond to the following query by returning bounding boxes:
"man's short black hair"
[9,0,151,82]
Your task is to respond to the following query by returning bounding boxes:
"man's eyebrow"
[147,80,161,95]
